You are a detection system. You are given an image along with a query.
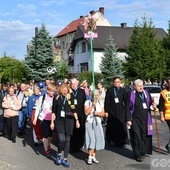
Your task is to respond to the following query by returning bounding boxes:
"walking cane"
[152,98,161,154]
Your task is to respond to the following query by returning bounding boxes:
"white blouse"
[84,100,104,123]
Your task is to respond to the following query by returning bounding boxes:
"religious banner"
[84,14,98,98]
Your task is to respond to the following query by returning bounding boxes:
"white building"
[69,24,166,76]
[54,7,112,63]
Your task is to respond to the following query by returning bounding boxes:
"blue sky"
[0,0,170,60]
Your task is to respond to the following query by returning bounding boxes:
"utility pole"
[35,27,38,59]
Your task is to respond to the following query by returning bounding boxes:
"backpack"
[130,90,153,135]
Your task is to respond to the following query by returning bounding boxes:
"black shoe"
[18,130,26,136]
[165,144,170,153]
[12,139,16,143]
[18,130,23,135]
[136,156,144,162]
[0,132,4,136]
[34,142,39,146]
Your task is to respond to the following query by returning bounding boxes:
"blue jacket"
[27,94,41,118]
[40,90,47,96]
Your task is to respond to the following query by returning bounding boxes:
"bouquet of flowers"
[84,14,98,34]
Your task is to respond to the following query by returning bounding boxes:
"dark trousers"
[6,116,18,140]
[0,114,4,132]
[166,120,170,144]
[41,120,53,138]
[106,115,127,146]
[129,120,152,157]
[130,127,146,158]
[70,125,85,151]
[58,133,71,158]
[166,120,170,131]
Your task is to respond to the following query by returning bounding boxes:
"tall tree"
[0,54,29,83]
[77,71,103,87]
[25,23,55,82]
[100,35,124,89]
[162,21,170,77]
[123,16,166,81]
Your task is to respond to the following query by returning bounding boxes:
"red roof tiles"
[55,17,84,37]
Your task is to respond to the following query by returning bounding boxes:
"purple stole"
[130,90,153,135]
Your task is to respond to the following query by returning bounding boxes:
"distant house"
[53,7,112,62]
[69,24,167,76]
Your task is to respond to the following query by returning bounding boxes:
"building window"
[69,34,72,43]
[66,43,69,50]
[77,45,79,54]
[63,41,65,49]
[80,62,88,72]
[55,38,60,47]
[66,34,69,42]
[81,42,86,53]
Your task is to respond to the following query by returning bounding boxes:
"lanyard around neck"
[72,89,78,98]
[61,96,67,110]
[139,92,145,102]
[113,87,119,97]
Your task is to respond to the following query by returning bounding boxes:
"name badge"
[74,99,77,105]
[114,98,119,103]
[142,103,147,109]
[61,111,65,117]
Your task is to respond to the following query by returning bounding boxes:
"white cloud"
[0,20,34,58]
[41,0,68,6]
[1,12,16,17]
[0,20,63,59]
[27,4,37,10]
[33,19,42,23]
[0,20,32,31]
[17,4,25,9]
[46,24,63,36]
[17,3,37,10]
[17,3,37,18]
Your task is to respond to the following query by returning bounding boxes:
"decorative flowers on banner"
[84,14,98,35]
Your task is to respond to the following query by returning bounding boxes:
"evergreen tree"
[25,23,55,82]
[100,35,124,89]
[55,61,69,80]
[162,21,170,77]
[123,16,166,81]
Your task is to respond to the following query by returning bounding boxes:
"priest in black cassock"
[105,76,128,147]
[126,79,154,162]
[70,78,86,152]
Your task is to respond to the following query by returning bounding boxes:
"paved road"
[0,112,169,170]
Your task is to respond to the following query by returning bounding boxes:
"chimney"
[90,10,95,15]
[79,16,83,18]
[121,23,127,28]
[99,7,104,15]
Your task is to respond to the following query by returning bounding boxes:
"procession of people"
[0,76,168,167]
